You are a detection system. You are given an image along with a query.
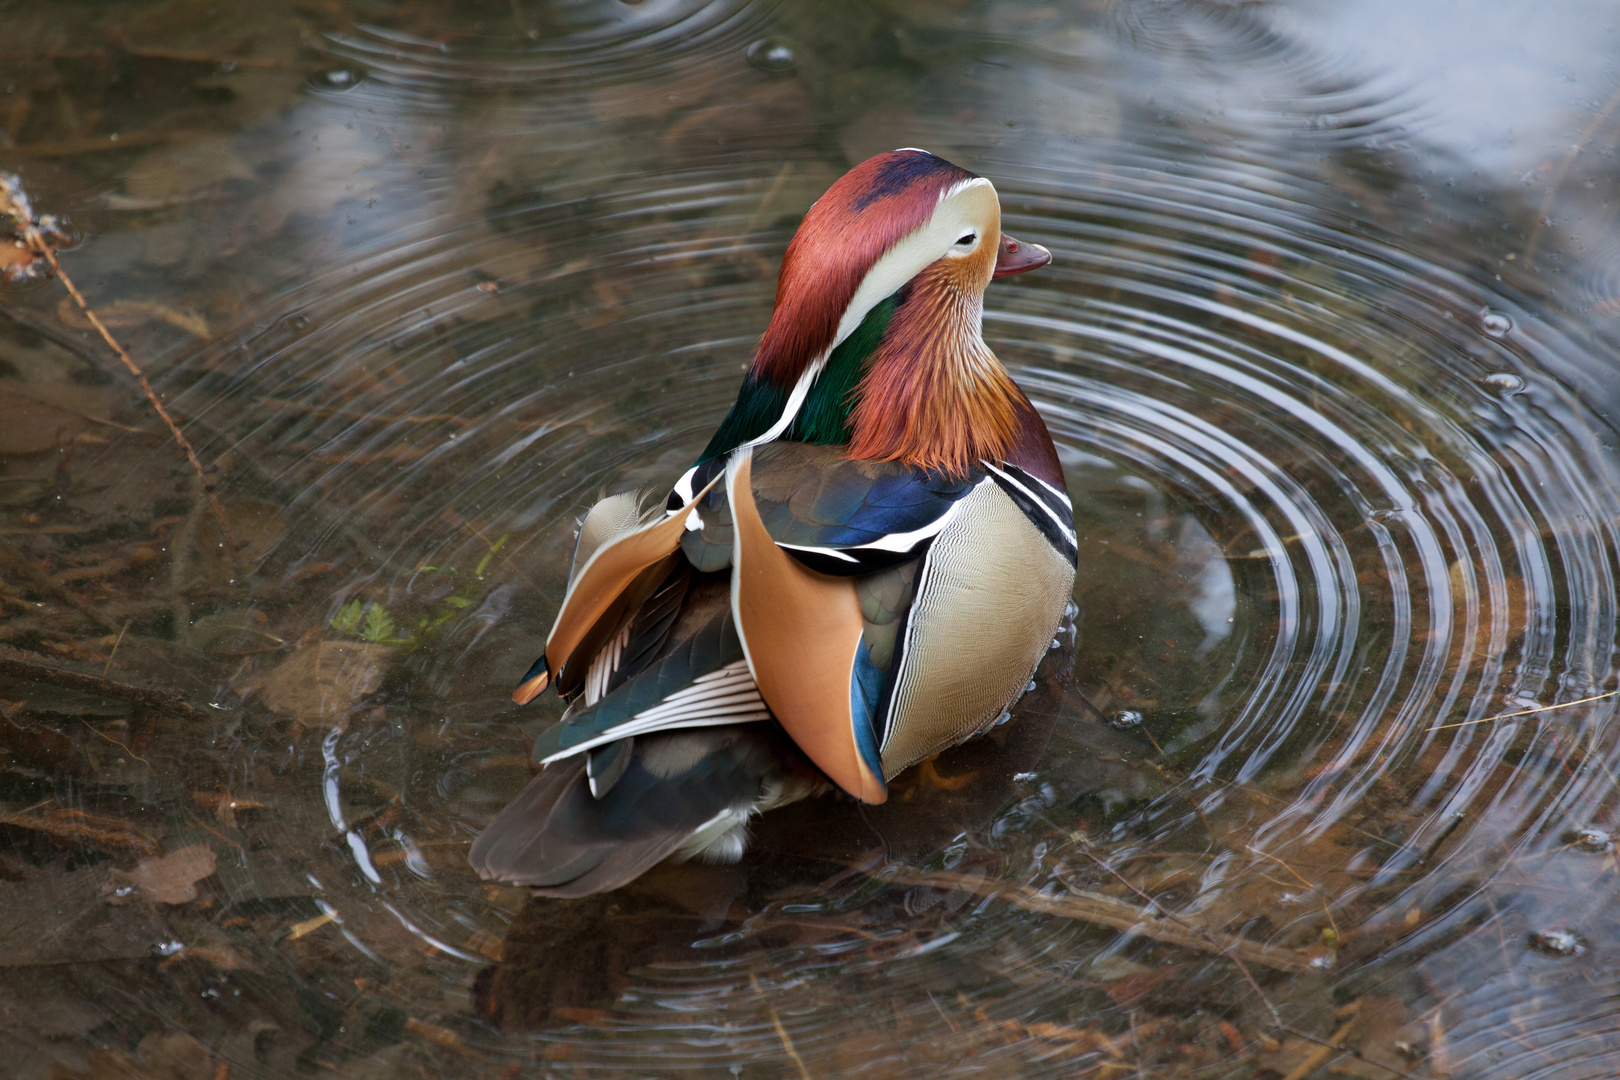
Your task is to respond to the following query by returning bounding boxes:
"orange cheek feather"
[846,243,1021,477]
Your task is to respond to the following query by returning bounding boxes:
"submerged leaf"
[111,845,218,906]
[260,640,390,724]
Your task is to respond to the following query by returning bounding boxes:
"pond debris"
[1429,687,1620,731]
[881,864,1316,974]
[106,844,219,906]
[0,172,228,535]
[258,640,390,727]
[1563,826,1615,852]
[1063,850,1426,1080]
[0,804,160,855]
[0,643,212,721]
[45,1031,218,1080]
[1528,928,1586,957]
[751,974,813,1080]
[53,295,210,339]
[192,788,266,830]
[286,911,336,941]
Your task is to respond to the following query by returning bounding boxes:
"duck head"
[755,149,1049,387]
[702,150,1053,478]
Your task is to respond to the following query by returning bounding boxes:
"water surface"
[3,0,1620,1076]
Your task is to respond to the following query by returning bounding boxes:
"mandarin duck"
[469,149,1077,896]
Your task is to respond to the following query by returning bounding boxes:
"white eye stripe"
[824,177,997,354]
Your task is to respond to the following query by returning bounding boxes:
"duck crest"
[754,151,979,390]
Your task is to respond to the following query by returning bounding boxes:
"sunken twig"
[881,864,1315,974]
[0,173,228,533]
[0,644,211,722]
[1074,848,1423,1080]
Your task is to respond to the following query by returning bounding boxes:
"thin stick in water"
[0,173,228,534]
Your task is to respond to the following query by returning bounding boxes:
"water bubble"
[1109,709,1143,730]
[1528,929,1585,957]
[1480,309,1513,336]
[746,39,798,72]
[1481,372,1525,394]
[1564,827,1614,853]
[310,69,362,91]
[1370,508,1405,523]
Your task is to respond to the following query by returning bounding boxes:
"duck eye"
[955,232,976,247]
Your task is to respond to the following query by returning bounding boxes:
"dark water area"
[2,0,1620,1076]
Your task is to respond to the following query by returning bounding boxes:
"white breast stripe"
[538,659,769,765]
[1024,469,1073,509]
[982,462,1077,549]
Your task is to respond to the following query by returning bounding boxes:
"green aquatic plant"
[329,598,410,644]
[325,534,509,650]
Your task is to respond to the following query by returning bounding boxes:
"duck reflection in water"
[469,149,1079,898]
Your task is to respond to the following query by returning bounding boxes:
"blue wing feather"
[673,442,982,575]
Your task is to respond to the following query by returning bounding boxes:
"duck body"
[470,150,1076,896]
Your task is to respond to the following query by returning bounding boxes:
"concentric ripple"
[76,0,1620,1075]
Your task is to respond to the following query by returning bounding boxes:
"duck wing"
[498,440,1075,835]
[512,472,721,704]
[672,442,983,575]
[467,723,810,897]
[472,570,824,895]
[531,570,769,770]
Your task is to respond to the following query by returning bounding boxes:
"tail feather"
[468,725,789,898]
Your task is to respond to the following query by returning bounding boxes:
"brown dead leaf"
[405,1016,480,1056]
[0,240,36,278]
[161,943,251,971]
[140,1032,214,1080]
[110,844,218,905]
[260,641,390,725]
[1344,996,1419,1078]
[119,135,255,203]
[287,911,335,940]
